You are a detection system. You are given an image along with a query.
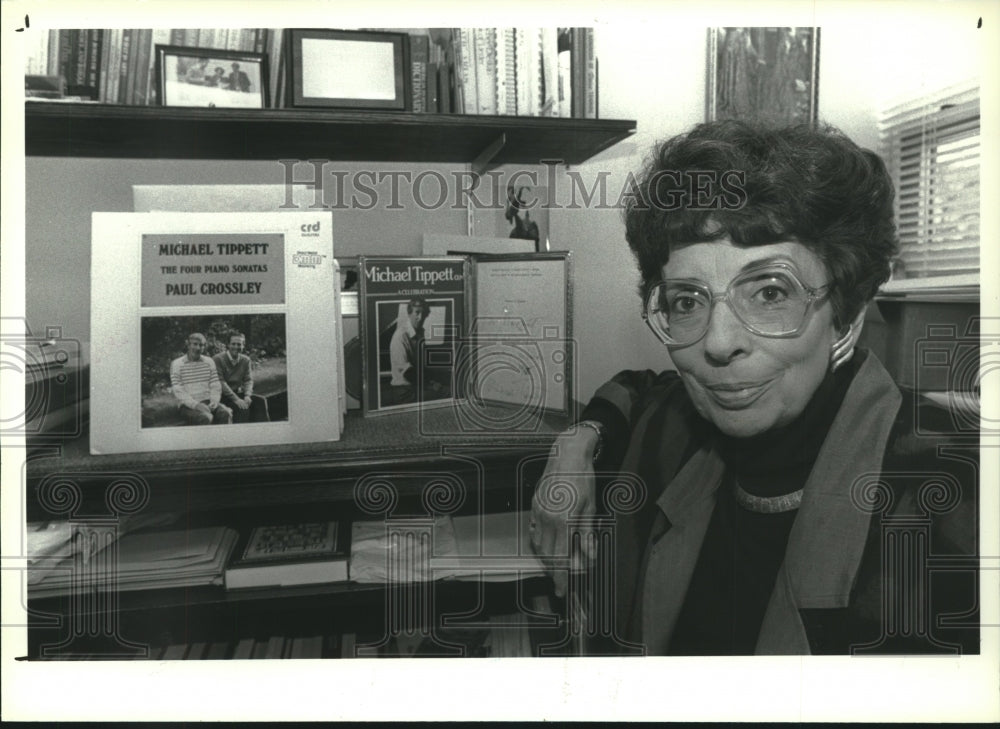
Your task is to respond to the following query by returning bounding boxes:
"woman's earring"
[830,324,856,372]
[830,308,866,372]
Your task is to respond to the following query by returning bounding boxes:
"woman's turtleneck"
[668,355,861,655]
[714,353,860,498]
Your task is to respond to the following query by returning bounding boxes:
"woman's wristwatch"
[574,419,605,462]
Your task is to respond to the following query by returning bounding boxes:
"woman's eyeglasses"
[642,262,833,346]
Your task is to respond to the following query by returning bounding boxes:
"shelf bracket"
[470,133,506,180]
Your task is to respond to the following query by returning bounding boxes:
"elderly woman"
[531,120,977,655]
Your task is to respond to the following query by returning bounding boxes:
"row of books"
[24,27,597,117]
[28,511,544,597]
[132,599,560,659]
[419,27,597,117]
[24,29,268,104]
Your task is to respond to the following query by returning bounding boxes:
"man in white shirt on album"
[169,332,233,425]
[387,298,428,405]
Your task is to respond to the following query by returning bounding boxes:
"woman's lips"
[701,379,773,408]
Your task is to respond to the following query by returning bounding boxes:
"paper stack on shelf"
[29,526,239,599]
[349,511,544,584]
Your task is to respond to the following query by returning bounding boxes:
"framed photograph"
[357,256,469,416]
[90,212,342,454]
[156,45,269,108]
[287,29,407,110]
[467,252,574,419]
[706,27,820,123]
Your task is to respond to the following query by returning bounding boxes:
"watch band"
[575,419,605,462]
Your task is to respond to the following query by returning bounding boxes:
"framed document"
[357,256,469,416]
[90,212,342,454]
[287,29,408,110]
[467,252,574,424]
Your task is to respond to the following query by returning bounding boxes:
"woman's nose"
[701,298,751,363]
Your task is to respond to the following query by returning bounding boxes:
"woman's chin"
[697,402,780,438]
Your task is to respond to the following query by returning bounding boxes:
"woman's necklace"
[734,481,803,514]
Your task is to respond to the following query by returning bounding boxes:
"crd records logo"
[299,221,322,237]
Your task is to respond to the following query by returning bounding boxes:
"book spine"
[267,28,283,109]
[126,29,142,104]
[438,52,452,113]
[540,27,559,117]
[106,29,122,104]
[558,28,572,119]
[254,28,267,54]
[473,28,496,115]
[75,30,88,88]
[514,28,529,116]
[409,33,428,113]
[132,29,152,106]
[427,43,440,113]
[502,27,517,115]
[55,31,71,87]
[457,28,476,114]
[83,29,102,100]
[170,29,185,46]
[47,30,60,76]
[583,27,597,119]
[528,28,543,116]
[494,27,508,116]
[118,29,133,104]
[183,28,199,47]
[241,29,254,51]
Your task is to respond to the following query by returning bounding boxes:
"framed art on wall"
[706,27,820,124]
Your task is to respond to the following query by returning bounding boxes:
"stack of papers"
[29,526,239,599]
[349,511,544,584]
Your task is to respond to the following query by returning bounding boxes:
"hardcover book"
[90,212,342,454]
[357,256,469,415]
[225,520,351,589]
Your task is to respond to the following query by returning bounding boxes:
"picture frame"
[156,45,269,109]
[89,212,342,454]
[706,27,820,124]
[287,29,408,110]
[465,251,575,423]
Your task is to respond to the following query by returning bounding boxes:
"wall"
[25,12,985,401]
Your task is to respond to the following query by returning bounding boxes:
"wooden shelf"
[25,102,636,167]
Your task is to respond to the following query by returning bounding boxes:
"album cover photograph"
[90,211,342,454]
[357,256,469,415]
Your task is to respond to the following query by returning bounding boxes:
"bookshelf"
[22,92,635,659]
[25,102,636,171]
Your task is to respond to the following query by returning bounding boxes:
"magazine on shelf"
[357,255,470,416]
[90,211,342,454]
[225,520,351,589]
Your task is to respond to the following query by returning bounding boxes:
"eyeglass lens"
[646,268,814,343]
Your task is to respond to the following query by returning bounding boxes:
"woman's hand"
[530,426,599,597]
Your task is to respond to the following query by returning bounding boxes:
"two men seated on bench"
[170,331,269,425]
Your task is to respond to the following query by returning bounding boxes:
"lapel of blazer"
[756,352,903,653]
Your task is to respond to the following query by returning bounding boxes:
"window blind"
[878,82,980,281]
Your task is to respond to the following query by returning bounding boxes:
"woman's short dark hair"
[623,120,898,328]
